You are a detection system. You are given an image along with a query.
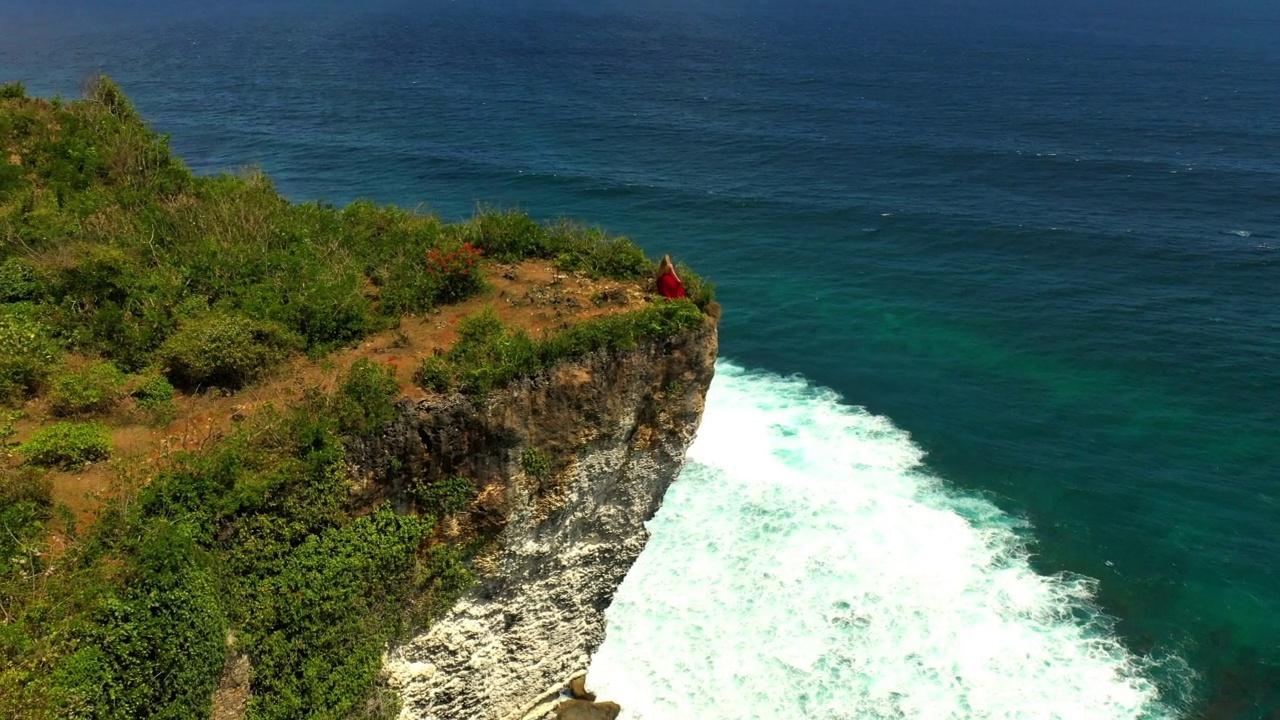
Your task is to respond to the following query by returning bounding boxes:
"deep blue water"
[4,0,1278,716]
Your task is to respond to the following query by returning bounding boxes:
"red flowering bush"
[425,241,485,303]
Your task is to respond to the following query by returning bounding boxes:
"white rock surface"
[370,322,717,720]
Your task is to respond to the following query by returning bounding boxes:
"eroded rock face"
[349,319,718,720]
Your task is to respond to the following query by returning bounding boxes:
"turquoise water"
[4,1,1278,716]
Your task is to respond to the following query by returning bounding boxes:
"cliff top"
[0,76,714,516]
[0,76,716,719]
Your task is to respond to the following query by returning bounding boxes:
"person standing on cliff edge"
[656,255,687,299]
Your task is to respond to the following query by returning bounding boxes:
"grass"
[0,77,715,720]
[417,300,705,399]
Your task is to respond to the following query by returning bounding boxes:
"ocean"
[3,0,1277,716]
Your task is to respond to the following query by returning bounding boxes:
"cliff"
[0,80,719,720]
[347,318,718,719]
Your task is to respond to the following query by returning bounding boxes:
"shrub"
[334,359,401,436]
[377,260,437,316]
[0,257,41,301]
[19,421,112,469]
[8,187,81,250]
[0,468,54,578]
[461,208,551,262]
[415,357,452,394]
[51,520,227,720]
[340,200,442,269]
[31,110,108,197]
[545,220,653,279]
[424,240,485,304]
[130,372,176,425]
[126,400,443,719]
[0,162,24,203]
[0,81,25,100]
[46,247,185,370]
[519,448,550,478]
[675,260,717,308]
[558,236,651,279]
[378,238,486,315]
[50,360,127,415]
[159,313,300,390]
[412,543,475,622]
[0,305,61,402]
[238,506,431,720]
[445,207,671,280]
[131,372,175,405]
[0,409,19,446]
[233,259,374,353]
[414,308,540,398]
[410,475,475,518]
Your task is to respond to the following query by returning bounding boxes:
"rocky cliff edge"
[343,315,718,719]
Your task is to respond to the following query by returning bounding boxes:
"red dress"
[657,270,686,299]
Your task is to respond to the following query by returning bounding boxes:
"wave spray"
[590,362,1174,719]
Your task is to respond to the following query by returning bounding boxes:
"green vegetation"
[129,371,176,424]
[416,308,538,398]
[0,81,25,101]
[334,358,400,436]
[0,304,61,402]
[453,210,654,280]
[49,360,127,415]
[0,257,41,301]
[52,519,228,719]
[411,475,477,518]
[0,365,458,719]
[0,467,55,581]
[417,300,703,399]
[18,421,112,468]
[0,78,714,720]
[674,259,716,309]
[519,448,550,478]
[129,372,174,406]
[0,76,710,397]
[158,312,301,391]
[0,409,20,446]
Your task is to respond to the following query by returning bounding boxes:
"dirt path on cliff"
[6,260,658,535]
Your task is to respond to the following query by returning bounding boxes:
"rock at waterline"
[568,675,596,702]
[555,699,621,720]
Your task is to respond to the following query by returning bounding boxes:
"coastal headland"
[0,77,718,719]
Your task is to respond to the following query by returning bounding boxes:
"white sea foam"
[590,361,1175,720]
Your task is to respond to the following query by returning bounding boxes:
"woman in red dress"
[656,254,687,299]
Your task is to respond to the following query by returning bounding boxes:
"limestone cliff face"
[347,318,717,720]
